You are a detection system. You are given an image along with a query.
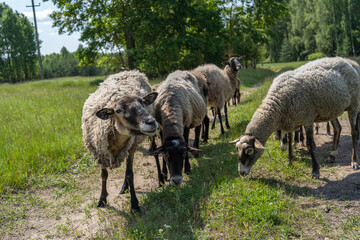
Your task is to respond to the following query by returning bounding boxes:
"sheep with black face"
[149,70,206,186]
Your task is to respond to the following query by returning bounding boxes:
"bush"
[306,52,326,61]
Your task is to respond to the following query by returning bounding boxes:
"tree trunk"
[347,0,356,57]
[124,31,136,70]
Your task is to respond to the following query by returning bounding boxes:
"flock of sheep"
[81,56,360,212]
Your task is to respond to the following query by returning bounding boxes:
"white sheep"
[149,70,206,186]
[232,57,360,178]
[193,56,244,135]
[82,70,158,212]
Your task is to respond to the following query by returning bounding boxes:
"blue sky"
[3,0,81,55]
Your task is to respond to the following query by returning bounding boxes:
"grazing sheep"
[193,56,245,135]
[232,57,360,178]
[82,70,158,212]
[149,70,206,186]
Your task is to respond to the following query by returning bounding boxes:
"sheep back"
[154,70,207,138]
[82,70,153,169]
[193,64,234,108]
[254,57,360,132]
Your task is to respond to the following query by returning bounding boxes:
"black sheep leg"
[151,136,165,187]
[305,125,320,178]
[125,151,140,212]
[97,168,109,207]
[217,107,225,134]
[224,103,231,129]
[193,125,201,158]
[202,115,210,143]
[183,127,191,174]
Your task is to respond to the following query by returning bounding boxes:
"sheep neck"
[245,103,280,145]
[161,106,184,140]
[223,65,238,88]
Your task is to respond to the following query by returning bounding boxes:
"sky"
[3,0,81,55]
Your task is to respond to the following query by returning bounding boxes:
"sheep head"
[148,137,202,186]
[96,92,159,136]
[222,56,245,71]
[231,134,265,176]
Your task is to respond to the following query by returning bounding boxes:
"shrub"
[306,52,326,61]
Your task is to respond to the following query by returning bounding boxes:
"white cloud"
[22,9,54,22]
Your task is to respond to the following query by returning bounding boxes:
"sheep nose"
[145,117,155,125]
[170,175,183,186]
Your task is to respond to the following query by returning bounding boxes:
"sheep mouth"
[140,129,157,136]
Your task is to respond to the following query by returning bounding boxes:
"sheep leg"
[97,168,109,208]
[151,136,165,187]
[183,127,191,174]
[348,112,359,169]
[125,152,140,212]
[326,122,331,135]
[211,107,216,129]
[202,115,210,143]
[299,126,305,146]
[119,174,129,194]
[287,132,293,165]
[237,89,241,103]
[217,107,225,134]
[224,103,231,129]
[159,130,168,181]
[193,125,201,158]
[305,125,320,178]
[327,118,341,163]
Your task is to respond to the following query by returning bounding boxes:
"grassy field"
[1,64,359,239]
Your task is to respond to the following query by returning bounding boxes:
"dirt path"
[2,115,360,239]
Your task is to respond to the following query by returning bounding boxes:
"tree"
[0,3,38,82]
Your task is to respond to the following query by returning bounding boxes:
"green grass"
[260,61,308,73]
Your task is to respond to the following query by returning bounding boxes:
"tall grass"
[0,77,103,192]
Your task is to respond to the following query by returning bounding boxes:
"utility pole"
[26,0,44,80]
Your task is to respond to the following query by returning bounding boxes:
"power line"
[26,0,44,80]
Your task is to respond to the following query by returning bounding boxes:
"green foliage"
[307,52,326,61]
[48,0,289,75]
[43,46,105,79]
[0,3,38,82]
[270,0,360,62]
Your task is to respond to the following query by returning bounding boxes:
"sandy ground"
[2,114,360,239]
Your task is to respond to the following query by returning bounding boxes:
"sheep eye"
[116,109,123,114]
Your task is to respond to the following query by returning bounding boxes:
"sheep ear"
[238,55,245,60]
[187,146,203,154]
[229,138,240,144]
[96,108,114,120]
[143,92,158,106]
[147,146,164,156]
[221,61,229,66]
[254,139,265,150]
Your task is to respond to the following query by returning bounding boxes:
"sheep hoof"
[120,183,129,194]
[312,172,320,179]
[97,198,107,208]
[352,162,359,170]
[325,156,336,163]
[131,206,141,215]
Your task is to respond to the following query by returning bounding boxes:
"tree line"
[268,0,360,62]
[2,1,360,83]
